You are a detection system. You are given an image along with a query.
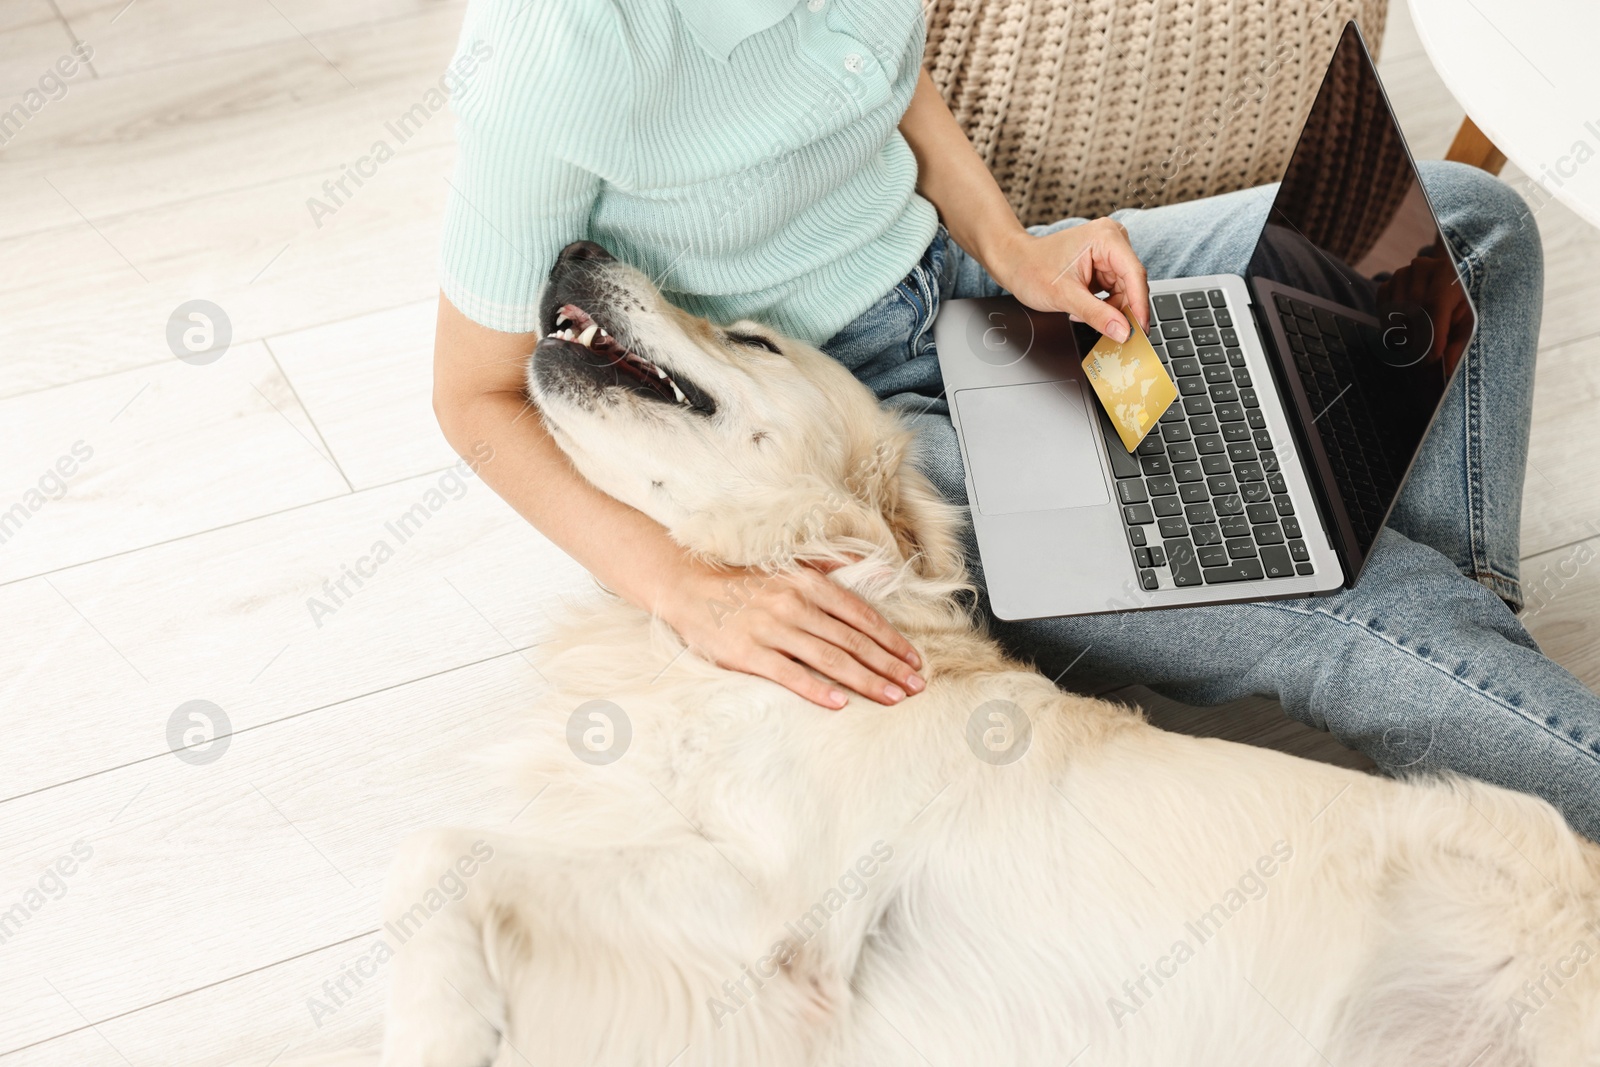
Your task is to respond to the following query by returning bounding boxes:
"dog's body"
[367,244,1600,1066]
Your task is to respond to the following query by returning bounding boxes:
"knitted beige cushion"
[924,0,1389,225]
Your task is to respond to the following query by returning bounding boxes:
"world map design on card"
[1082,309,1177,453]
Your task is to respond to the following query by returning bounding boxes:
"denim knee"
[1419,160,1545,296]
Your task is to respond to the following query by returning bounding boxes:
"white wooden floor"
[1,2,1596,1062]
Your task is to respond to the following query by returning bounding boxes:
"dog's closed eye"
[726,331,781,354]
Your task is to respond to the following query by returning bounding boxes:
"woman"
[430,0,1600,836]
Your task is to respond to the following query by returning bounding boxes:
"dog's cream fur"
[354,255,1600,1067]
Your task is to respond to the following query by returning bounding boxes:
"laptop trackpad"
[954,381,1109,516]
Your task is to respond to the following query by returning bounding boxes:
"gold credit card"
[1081,308,1178,453]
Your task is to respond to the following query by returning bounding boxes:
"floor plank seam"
[0,643,548,808]
[46,1,98,77]
[262,338,357,493]
[1536,326,1600,354]
[1523,527,1600,564]
[0,927,383,1058]
[5,139,455,243]
[0,486,350,590]
[0,460,482,591]
[49,1,468,90]
[0,296,439,405]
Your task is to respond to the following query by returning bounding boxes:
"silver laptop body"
[932,22,1475,621]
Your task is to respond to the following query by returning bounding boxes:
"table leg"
[1445,116,1507,175]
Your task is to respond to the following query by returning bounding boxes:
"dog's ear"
[844,427,965,581]
[882,462,966,581]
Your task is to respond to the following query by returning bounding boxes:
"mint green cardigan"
[438,0,938,344]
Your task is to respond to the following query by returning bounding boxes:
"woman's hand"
[659,558,925,710]
[987,219,1151,342]
[896,69,1149,341]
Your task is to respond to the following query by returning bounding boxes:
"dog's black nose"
[558,240,614,264]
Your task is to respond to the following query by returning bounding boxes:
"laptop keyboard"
[1100,288,1314,591]
[1271,293,1399,548]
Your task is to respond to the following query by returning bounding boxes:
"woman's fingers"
[1040,222,1150,340]
[679,568,925,709]
[799,607,924,702]
[744,648,850,709]
[770,575,924,704]
[803,571,922,670]
[1059,286,1133,343]
[771,629,907,706]
[1093,224,1151,332]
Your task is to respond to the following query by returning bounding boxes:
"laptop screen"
[1245,21,1474,576]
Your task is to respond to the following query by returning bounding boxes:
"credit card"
[1081,308,1177,453]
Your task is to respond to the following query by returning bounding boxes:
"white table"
[1409,0,1600,231]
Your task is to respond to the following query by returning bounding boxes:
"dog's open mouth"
[543,304,715,415]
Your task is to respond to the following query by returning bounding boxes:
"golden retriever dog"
[352,243,1600,1067]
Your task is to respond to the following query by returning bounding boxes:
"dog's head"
[528,242,964,584]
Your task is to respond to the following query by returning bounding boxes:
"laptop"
[932,21,1475,621]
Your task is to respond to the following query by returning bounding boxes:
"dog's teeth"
[562,329,576,341]
[654,365,667,378]
[598,328,608,338]
[577,324,599,347]
[671,382,687,404]
[555,314,570,327]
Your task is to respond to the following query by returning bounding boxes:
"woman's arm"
[899,68,1150,339]
[431,295,925,709]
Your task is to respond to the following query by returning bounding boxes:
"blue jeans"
[823,161,1600,840]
